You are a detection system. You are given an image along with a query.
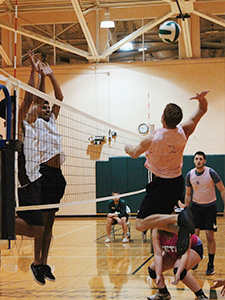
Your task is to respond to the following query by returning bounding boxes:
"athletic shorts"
[191,202,217,231]
[137,175,184,219]
[191,243,203,260]
[39,164,67,212]
[111,216,128,225]
[17,177,44,226]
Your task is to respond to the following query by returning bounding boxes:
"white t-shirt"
[22,120,41,183]
[34,113,65,165]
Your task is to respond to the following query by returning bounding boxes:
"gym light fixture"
[100,10,115,28]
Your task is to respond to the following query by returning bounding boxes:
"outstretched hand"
[39,62,53,77]
[28,50,40,73]
[190,91,209,101]
[211,279,225,296]
[190,91,209,113]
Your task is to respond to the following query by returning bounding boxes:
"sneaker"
[30,263,45,285]
[147,291,171,300]
[197,295,208,300]
[205,263,215,275]
[176,226,190,257]
[122,237,129,243]
[105,237,111,243]
[178,207,195,234]
[42,264,55,281]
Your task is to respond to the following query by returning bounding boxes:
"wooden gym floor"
[0,217,225,300]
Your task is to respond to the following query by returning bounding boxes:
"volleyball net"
[0,69,146,216]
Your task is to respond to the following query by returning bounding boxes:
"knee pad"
[173,267,187,280]
[148,266,156,279]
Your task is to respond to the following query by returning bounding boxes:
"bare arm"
[40,63,63,119]
[125,134,153,159]
[184,186,192,208]
[18,51,39,126]
[181,91,209,139]
[216,181,225,218]
[152,229,165,288]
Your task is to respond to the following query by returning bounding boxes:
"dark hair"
[194,151,206,159]
[163,103,183,129]
[43,100,49,107]
[112,191,120,195]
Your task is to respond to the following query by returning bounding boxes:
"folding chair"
[111,205,131,240]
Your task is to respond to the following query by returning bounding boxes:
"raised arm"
[181,91,209,139]
[18,51,40,127]
[125,134,153,159]
[40,63,63,119]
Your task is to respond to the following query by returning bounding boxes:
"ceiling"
[0,0,224,65]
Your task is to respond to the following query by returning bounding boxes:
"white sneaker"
[105,237,111,243]
[122,237,129,243]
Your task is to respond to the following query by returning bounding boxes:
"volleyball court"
[0,69,145,220]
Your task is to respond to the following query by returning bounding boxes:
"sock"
[159,286,169,294]
[195,289,206,297]
[208,253,215,265]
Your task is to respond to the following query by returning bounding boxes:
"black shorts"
[39,164,66,212]
[17,177,44,226]
[137,175,184,219]
[191,243,203,260]
[191,202,217,231]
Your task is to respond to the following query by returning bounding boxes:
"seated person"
[105,191,129,243]
[147,228,208,300]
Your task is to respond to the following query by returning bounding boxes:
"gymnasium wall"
[2,57,225,215]
[96,155,225,213]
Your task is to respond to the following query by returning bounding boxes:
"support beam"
[101,10,174,58]
[193,8,225,28]
[70,0,99,60]
[0,44,12,66]
[0,21,91,59]
[180,18,193,58]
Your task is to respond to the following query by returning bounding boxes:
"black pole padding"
[1,147,15,240]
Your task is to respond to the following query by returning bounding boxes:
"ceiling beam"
[0,44,13,66]
[0,21,91,59]
[101,10,174,58]
[180,18,193,58]
[70,0,99,60]
[5,0,13,11]
[193,8,225,28]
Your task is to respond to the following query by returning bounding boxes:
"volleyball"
[159,20,181,44]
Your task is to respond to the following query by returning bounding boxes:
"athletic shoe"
[105,237,111,243]
[147,291,171,299]
[197,295,208,300]
[122,237,129,243]
[176,226,190,257]
[178,207,195,234]
[30,263,45,285]
[205,263,215,275]
[43,264,55,281]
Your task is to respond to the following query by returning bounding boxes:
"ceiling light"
[138,47,147,52]
[120,43,133,51]
[100,10,115,28]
